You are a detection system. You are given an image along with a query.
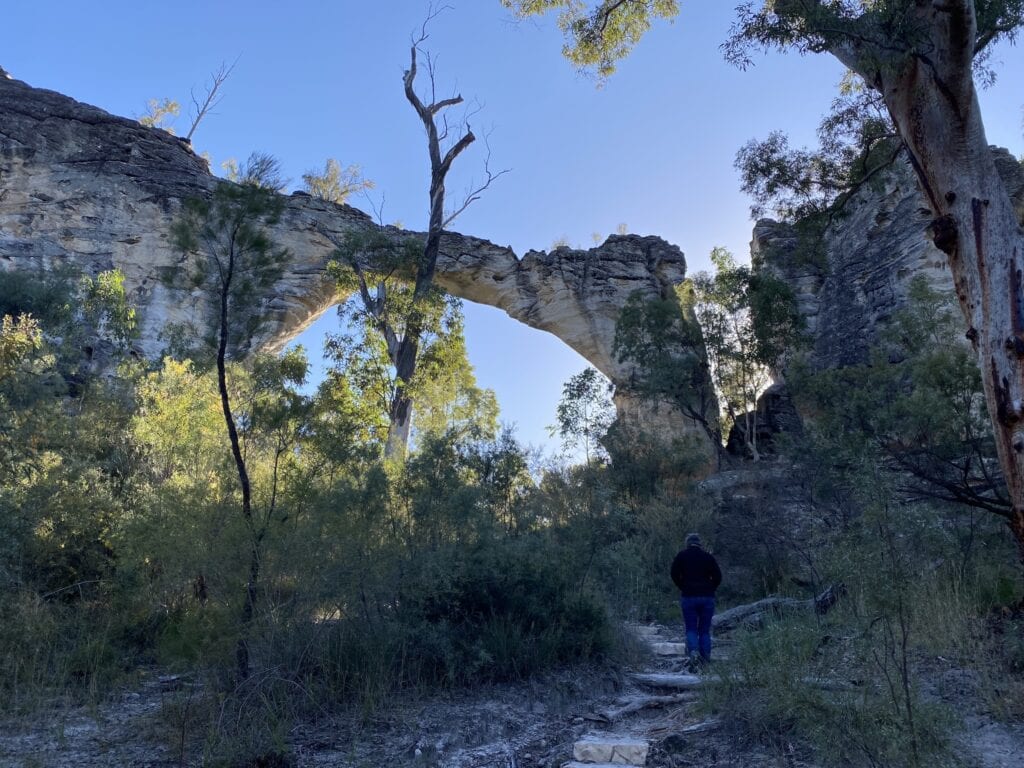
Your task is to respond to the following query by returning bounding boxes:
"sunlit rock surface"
[0,73,714,457]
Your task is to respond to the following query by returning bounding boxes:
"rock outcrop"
[0,74,713,454]
[754,147,1024,373]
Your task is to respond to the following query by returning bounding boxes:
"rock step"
[649,642,688,656]
[632,672,704,690]
[573,735,649,765]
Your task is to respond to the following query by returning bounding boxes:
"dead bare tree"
[185,60,236,142]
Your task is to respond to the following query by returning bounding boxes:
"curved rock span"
[0,73,713,455]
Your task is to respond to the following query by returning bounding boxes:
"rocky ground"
[1,622,1021,767]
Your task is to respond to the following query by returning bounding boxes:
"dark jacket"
[670,546,722,597]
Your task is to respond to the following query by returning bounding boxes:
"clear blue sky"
[5,2,1023,450]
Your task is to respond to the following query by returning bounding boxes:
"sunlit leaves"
[0,314,42,380]
[326,294,498,451]
[552,367,614,464]
[502,0,678,77]
[139,97,180,133]
[301,158,374,205]
[687,247,800,454]
[505,1,1022,80]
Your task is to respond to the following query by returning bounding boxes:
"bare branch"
[186,58,238,142]
[430,95,464,114]
[443,134,510,228]
[439,129,475,177]
[414,3,452,48]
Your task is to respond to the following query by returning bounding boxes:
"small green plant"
[703,615,956,768]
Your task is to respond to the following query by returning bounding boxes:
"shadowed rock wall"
[754,148,1024,373]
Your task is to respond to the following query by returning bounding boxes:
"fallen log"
[631,673,704,690]
[587,693,694,723]
[712,583,845,633]
[632,671,853,692]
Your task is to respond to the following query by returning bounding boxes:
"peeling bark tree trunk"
[830,1,1024,564]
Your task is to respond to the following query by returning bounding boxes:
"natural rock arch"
[0,73,714,456]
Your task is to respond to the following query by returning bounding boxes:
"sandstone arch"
[0,73,713,457]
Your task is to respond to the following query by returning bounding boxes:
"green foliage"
[501,1,679,78]
[503,1,1022,82]
[613,288,720,449]
[552,367,614,464]
[391,538,611,684]
[301,158,374,204]
[326,229,498,450]
[0,266,77,329]
[169,174,289,362]
[726,1,1023,70]
[687,247,801,456]
[0,313,43,380]
[793,276,1005,516]
[705,614,957,768]
[81,269,137,349]
[0,265,136,368]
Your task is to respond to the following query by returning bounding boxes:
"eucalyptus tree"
[553,367,615,465]
[323,14,505,458]
[504,0,1024,561]
[688,247,800,460]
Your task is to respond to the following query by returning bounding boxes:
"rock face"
[0,74,712,452]
[755,148,1024,373]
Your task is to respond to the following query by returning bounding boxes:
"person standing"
[670,533,722,665]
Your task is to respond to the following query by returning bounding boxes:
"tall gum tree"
[503,0,1024,562]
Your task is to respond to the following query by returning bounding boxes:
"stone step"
[649,642,688,656]
[632,672,704,690]
[572,734,649,765]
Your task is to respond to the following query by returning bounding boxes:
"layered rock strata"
[0,73,712,455]
[754,148,1024,372]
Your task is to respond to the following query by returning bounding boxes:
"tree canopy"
[503,1,1024,79]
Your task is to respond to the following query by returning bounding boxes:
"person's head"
[685,532,702,549]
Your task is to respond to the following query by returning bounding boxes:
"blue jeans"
[680,596,715,661]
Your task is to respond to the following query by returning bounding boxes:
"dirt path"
[0,624,725,768]
[2,622,1021,767]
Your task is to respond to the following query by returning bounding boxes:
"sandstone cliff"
[754,147,1024,373]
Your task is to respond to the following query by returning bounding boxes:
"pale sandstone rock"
[747,148,1024,442]
[572,735,649,765]
[754,147,1024,374]
[0,74,715,456]
[649,642,688,656]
